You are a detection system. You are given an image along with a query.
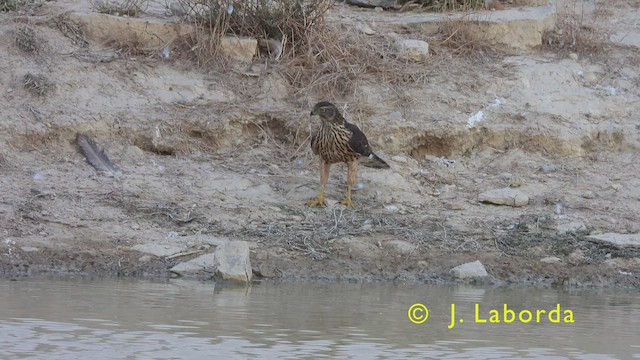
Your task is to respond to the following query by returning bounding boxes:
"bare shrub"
[430,17,501,58]
[49,12,89,47]
[542,0,613,54]
[13,25,39,53]
[23,73,55,96]
[175,0,332,67]
[418,0,484,11]
[95,0,147,17]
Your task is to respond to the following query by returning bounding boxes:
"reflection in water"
[0,278,638,359]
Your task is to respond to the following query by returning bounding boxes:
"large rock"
[586,233,640,248]
[170,240,252,282]
[170,253,217,274]
[395,39,430,62]
[450,260,489,279]
[214,241,252,282]
[346,0,396,9]
[478,188,529,207]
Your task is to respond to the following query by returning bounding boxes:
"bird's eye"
[320,108,326,113]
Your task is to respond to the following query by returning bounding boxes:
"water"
[0,278,638,359]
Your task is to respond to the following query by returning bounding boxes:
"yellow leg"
[340,161,358,209]
[308,160,330,208]
[340,186,355,208]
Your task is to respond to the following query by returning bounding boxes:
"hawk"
[307,101,390,209]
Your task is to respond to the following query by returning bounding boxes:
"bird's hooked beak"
[310,108,318,116]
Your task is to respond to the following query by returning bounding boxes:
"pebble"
[540,256,562,264]
[384,204,400,214]
[539,165,558,173]
[581,190,595,199]
[568,53,578,61]
[445,202,465,210]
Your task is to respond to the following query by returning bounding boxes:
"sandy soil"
[1,0,639,288]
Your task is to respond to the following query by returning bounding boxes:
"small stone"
[395,39,430,62]
[355,22,376,35]
[20,246,39,252]
[611,184,622,191]
[584,72,598,84]
[7,88,13,93]
[417,260,429,269]
[374,6,383,11]
[540,256,562,264]
[450,260,489,279]
[539,165,558,173]
[138,255,153,263]
[581,190,596,199]
[384,204,400,214]
[478,188,529,207]
[445,202,465,210]
[568,53,578,61]
[385,240,416,255]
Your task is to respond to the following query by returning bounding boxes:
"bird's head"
[310,101,342,125]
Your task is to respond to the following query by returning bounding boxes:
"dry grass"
[418,0,484,11]
[95,0,147,17]
[281,26,432,97]
[542,0,613,54]
[23,73,55,96]
[430,16,501,57]
[0,0,31,12]
[13,25,39,53]
[49,12,89,47]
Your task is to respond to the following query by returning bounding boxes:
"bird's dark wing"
[344,121,372,156]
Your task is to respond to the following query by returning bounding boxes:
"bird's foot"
[340,197,355,209]
[340,187,355,209]
[307,194,326,208]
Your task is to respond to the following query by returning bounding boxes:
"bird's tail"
[360,153,390,169]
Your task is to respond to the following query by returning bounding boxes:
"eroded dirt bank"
[1,0,640,289]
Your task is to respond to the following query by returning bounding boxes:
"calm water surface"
[0,278,638,359]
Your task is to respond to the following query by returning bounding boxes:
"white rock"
[355,22,376,35]
[384,204,400,214]
[540,256,562,264]
[586,233,640,248]
[395,39,430,63]
[478,188,529,207]
[450,260,489,279]
[20,246,40,252]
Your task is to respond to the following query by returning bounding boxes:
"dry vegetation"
[542,0,614,54]
[95,0,146,16]
[22,72,55,96]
